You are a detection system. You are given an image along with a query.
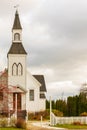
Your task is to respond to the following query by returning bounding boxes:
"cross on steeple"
[8,10,27,55]
[14,4,19,10]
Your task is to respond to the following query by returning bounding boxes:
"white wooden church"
[0,10,46,119]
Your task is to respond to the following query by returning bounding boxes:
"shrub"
[15,118,26,129]
[52,109,63,117]
[80,112,87,116]
[0,118,8,127]
[73,121,81,125]
[10,117,16,127]
[28,110,50,120]
[28,109,63,121]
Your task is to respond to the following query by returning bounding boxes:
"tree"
[46,100,50,109]
[52,100,56,109]
[0,69,25,119]
[67,95,80,116]
[56,99,67,116]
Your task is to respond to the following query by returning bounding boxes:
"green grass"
[0,128,24,130]
[55,124,87,129]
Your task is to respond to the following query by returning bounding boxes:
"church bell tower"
[8,10,27,92]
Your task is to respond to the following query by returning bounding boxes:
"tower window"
[29,90,34,101]
[12,63,23,76]
[18,63,23,76]
[14,33,20,41]
[12,63,18,76]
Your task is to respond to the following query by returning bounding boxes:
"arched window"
[12,63,17,76]
[18,63,23,76]
[14,33,20,41]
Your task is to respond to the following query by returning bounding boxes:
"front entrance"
[13,93,21,110]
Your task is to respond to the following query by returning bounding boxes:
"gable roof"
[33,75,47,92]
[40,93,46,99]
[12,10,22,29]
[0,70,47,93]
[9,85,27,93]
[8,42,27,54]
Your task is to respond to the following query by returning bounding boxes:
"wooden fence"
[51,112,87,125]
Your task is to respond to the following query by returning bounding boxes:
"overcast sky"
[0,0,87,99]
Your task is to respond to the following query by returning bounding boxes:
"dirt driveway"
[26,122,65,130]
[27,124,87,130]
[27,124,53,130]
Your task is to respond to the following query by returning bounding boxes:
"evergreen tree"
[46,99,50,109]
[56,99,67,116]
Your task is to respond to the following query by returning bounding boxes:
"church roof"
[8,42,27,54]
[9,86,27,93]
[33,75,47,92]
[12,10,22,29]
[40,93,46,99]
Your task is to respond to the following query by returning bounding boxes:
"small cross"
[14,4,19,10]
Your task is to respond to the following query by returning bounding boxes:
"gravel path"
[26,121,66,130]
[27,124,52,130]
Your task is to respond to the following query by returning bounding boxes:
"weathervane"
[14,4,19,10]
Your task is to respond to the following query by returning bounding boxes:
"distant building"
[0,10,46,119]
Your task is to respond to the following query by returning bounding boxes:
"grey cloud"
[1,0,87,98]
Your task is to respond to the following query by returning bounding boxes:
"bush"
[52,109,63,117]
[80,112,87,116]
[10,117,16,127]
[0,118,8,127]
[28,109,63,121]
[15,118,26,129]
[73,121,81,125]
[28,110,50,120]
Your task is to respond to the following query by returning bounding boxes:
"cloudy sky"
[0,0,87,99]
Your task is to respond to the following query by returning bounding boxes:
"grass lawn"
[0,128,25,130]
[55,124,87,129]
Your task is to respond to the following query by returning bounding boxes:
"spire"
[12,10,22,29]
[7,10,27,55]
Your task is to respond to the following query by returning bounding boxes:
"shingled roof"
[33,75,47,92]
[40,93,46,99]
[8,42,27,54]
[12,10,22,29]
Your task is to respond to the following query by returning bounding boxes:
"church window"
[14,33,20,41]
[0,92,3,101]
[29,90,34,101]
[12,63,18,76]
[18,63,23,76]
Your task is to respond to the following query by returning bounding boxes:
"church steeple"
[8,10,27,55]
[12,10,22,29]
[12,10,22,43]
[8,10,27,92]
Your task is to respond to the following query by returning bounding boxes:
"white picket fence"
[50,112,87,126]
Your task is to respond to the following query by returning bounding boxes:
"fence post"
[85,117,87,124]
